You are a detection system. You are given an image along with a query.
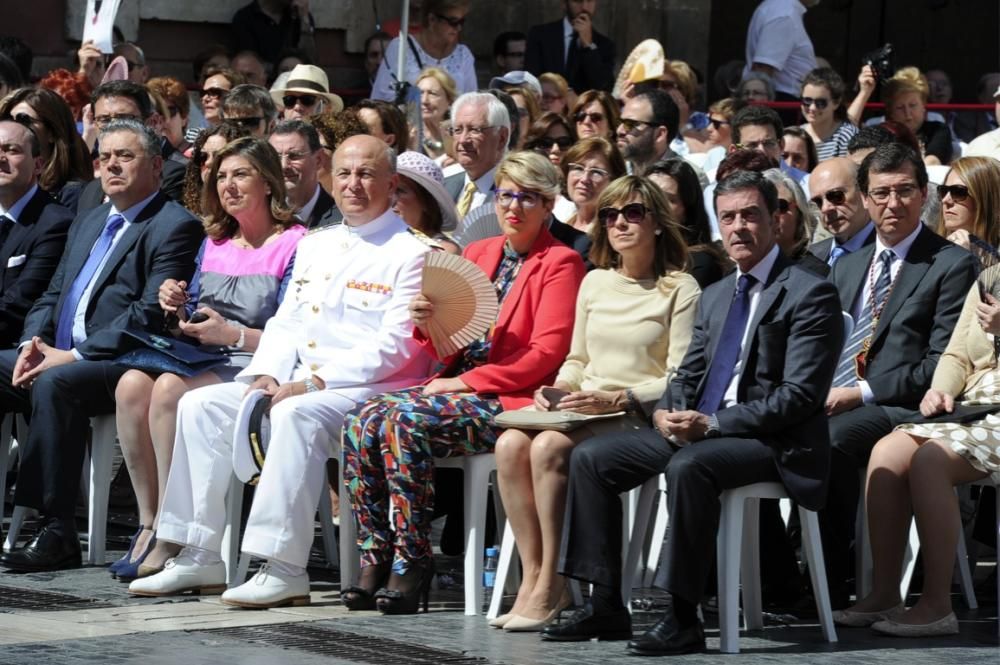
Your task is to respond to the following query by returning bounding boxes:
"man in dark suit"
[819,143,978,606]
[76,81,186,213]
[807,157,875,267]
[0,119,204,572]
[0,120,73,347]
[543,171,844,654]
[525,0,616,93]
[268,119,341,229]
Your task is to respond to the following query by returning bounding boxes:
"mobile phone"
[541,387,570,411]
[189,311,209,324]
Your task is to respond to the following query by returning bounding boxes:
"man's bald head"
[332,134,398,225]
[809,157,869,243]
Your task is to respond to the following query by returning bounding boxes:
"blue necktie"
[55,213,126,350]
[697,273,756,414]
[828,245,848,267]
[833,249,895,387]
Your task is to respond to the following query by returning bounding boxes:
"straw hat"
[396,151,459,232]
[270,64,344,113]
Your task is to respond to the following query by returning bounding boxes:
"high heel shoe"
[503,587,574,632]
[109,525,145,578]
[488,613,514,628]
[374,559,434,615]
[341,561,391,610]
[116,532,157,582]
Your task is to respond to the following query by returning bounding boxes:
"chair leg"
[717,491,744,654]
[900,519,919,602]
[488,519,517,619]
[463,460,490,616]
[222,475,243,586]
[86,416,116,565]
[317,484,339,569]
[5,505,33,552]
[338,471,358,592]
[955,525,977,610]
[741,497,763,631]
[856,474,873,599]
[799,507,838,644]
[622,476,658,605]
[643,479,669,588]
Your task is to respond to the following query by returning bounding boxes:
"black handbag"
[114,328,229,377]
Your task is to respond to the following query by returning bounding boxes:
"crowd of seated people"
[0,0,999,655]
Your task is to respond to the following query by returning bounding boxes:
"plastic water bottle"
[483,546,499,591]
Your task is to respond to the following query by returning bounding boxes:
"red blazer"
[417,227,585,410]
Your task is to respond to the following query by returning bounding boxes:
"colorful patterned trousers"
[342,387,503,573]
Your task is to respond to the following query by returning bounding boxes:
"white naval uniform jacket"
[236,210,432,400]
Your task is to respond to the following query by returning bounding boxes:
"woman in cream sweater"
[491,176,700,632]
[835,283,1000,637]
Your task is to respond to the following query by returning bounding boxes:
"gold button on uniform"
[312,305,319,313]
[308,340,316,348]
[310,363,319,371]
[362,300,369,307]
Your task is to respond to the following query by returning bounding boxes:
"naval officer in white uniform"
[130,135,432,607]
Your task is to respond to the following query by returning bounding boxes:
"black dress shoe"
[541,604,632,641]
[0,520,81,572]
[627,615,705,656]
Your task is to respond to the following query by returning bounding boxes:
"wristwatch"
[704,414,721,439]
[304,377,321,393]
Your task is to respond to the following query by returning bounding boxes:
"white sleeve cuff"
[859,380,875,404]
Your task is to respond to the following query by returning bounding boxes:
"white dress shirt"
[295,184,322,224]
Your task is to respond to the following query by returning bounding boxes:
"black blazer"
[525,19,616,92]
[22,192,204,360]
[830,225,977,417]
[807,226,875,263]
[0,188,74,347]
[75,159,186,215]
[302,186,342,229]
[549,220,592,269]
[662,254,845,509]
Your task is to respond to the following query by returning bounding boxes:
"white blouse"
[371,35,478,102]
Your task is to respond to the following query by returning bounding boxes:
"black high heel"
[374,559,434,615]
[341,561,391,610]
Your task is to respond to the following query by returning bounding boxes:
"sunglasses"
[777,198,791,213]
[937,184,970,202]
[800,96,830,110]
[809,189,848,208]
[574,111,605,124]
[433,12,466,28]
[283,94,318,108]
[228,116,264,130]
[530,136,574,151]
[201,87,229,100]
[708,118,730,130]
[598,203,649,226]
[619,118,654,133]
[4,112,42,129]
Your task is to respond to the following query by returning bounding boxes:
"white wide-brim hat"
[396,151,459,232]
[271,64,344,113]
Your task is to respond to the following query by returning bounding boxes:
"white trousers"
[157,381,354,567]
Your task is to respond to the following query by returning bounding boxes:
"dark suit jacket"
[22,192,204,360]
[302,186,342,229]
[661,254,844,509]
[549,220,592,269]
[75,159,186,214]
[525,19,616,92]
[0,188,74,347]
[829,225,977,419]
[807,226,876,263]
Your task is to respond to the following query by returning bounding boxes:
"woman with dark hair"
[184,66,247,144]
[309,109,370,195]
[646,159,729,288]
[355,99,410,150]
[181,121,252,215]
[491,175,698,631]
[118,137,305,584]
[524,112,576,167]
[0,87,93,211]
[558,137,626,234]
[799,67,857,162]
[147,76,192,154]
[506,87,541,151]
[393,151,461,254]
[571,90,619,142]
[782,126,818,173]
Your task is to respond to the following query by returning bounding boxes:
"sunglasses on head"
[574,111,604,124]
[598,203,649,226]
[708,118,730,130]
[433,12,465,28]
[283,94,318,108]
[810,189,848,208]
[228,116,264,130]
[4,112,41,129]
[531,136,574,151]
[800,96,830,110]
[201,87,228,100]
[937,184,970,202]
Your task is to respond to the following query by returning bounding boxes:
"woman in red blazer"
[341,151,586,614]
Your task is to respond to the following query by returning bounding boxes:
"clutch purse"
[114,328,229,377]
[493,408,626,432]
[909,403,1000,424]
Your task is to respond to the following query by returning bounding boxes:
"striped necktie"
[833,249,895,387]
[456,181,477,219]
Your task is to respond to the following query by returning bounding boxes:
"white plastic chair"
[716,482,837,654]
[622,473,668,605]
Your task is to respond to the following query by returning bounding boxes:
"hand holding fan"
[967,234,1000,358]
[420,252,499,356]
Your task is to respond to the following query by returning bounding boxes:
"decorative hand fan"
[421,252,499,356]
[613,39,666,99]
[453,208,502,247]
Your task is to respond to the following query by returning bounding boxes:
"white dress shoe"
[128,555,227,597]
[221,563,311,609]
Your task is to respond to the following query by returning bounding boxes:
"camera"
[863,43,895,83]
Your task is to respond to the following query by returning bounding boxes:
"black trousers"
[819,404,894,597]
[0,349,127,518]
[559,428,781,606]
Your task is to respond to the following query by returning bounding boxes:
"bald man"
[131,135,432,607]
[807,157,875,267]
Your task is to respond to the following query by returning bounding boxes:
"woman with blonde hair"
[491,175,699,631]
[506,87,541,150]
[935,156,1000,250]
[112,137,306,582]
[539,73,571,117]
[416,67,457,161]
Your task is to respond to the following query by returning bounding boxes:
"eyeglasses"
[777,198,791,213]
[515,107,529,119]
[574,111,605,124]
[567,163,610,181]
[800,97,830,110]
[448,125,494,138]
[598,203,649,226]
[542,93,562,103]
[496,188,542,209]
[3,112,42,129]
[866,184,920,204]
[274,149,312,162]
[94,113,140,126]
[283,94,318,108]
[433,12,465,28]
[708,118,730,130]
[736,139,779,151]
[201,87,229,100]
[530,136,574,152]
[619,118,654,133]
[810,188,848,208]
[937,184,970,202]
[227,116,264,130]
